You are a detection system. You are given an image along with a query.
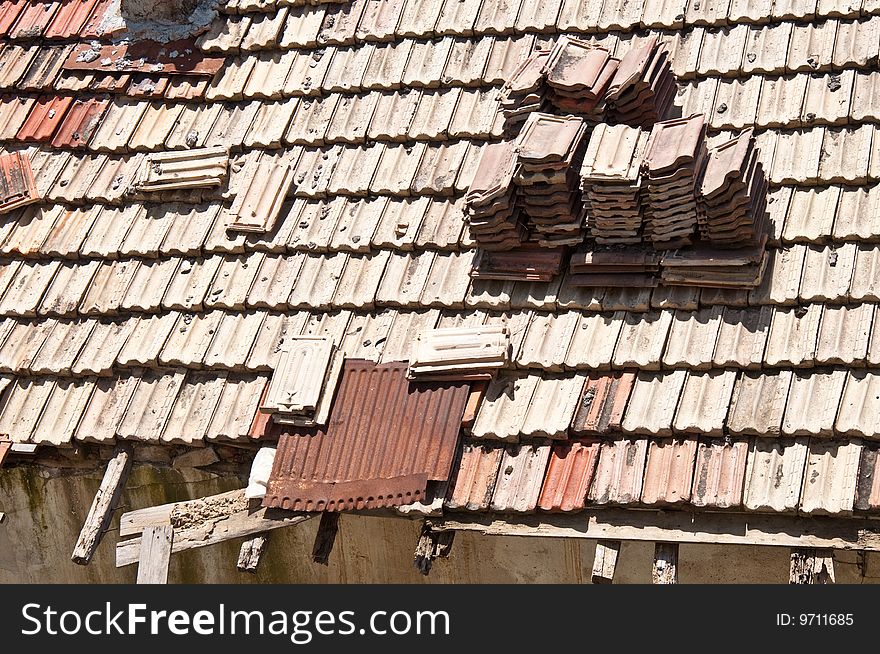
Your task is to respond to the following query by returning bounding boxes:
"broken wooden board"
[652,542,678,584]
[117,489,311,567]
[434,510,880,551]
[237,534,269,573]
[591,540,620,584]
[72,444,132,565]
[790,548,835,584]
[137,526,174,585]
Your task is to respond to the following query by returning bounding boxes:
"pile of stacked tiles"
[514,112,588,247]
[605,36,676,128]
[499,51,552,135]
[641,114,708,249]
[464,140,525,250]
[542,37,618,124]
[580,123,649,245]
[696,128,768,247]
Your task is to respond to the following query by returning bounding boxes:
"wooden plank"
[433,510,880,551]
[237,534,269,573]
[312,512,340,565]
[591,539,620,584]
[117,491,311,567]
[120,489,243,537]
[414,521,455,576]
[790,548,835,584]
[652,543,678,584]
[71,444,132,565]
[136,526,174,585]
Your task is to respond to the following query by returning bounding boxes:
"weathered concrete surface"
[0,464,877,584]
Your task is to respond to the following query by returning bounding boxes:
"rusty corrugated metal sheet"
[537,438,600,512]
[64,41,224,76]
[50,96,108,148]
[570,371,635,435]
[0,151,39,214]
[264,360,470,512]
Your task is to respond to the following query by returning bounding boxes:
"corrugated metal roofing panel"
[728,370,792,436]
[691,437,749,508]
[589,437,648,505]
[621,370,685,436]
[264,360,470,511]
[800,439,861,515]
[782,369,847,436]
[641,437,698,505]
[537,439,600,512]
[490,442,552,513]
[743,437,808,512]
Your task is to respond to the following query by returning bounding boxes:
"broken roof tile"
[446,441,503,511]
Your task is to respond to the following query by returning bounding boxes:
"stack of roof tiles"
[0,0,877,532]
[580,123,649,244]
[499,50,550,135]
[697,128,768,247]
[513,112,586,247]
[464,139,524,250]
[605,36,676,127]
[542,36,617,122]
[642,114,709,249]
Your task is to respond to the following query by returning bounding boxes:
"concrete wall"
[0,464,877,584]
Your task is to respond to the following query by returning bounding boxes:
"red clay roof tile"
[44,0,99,39]
[537,438,601,512]
[15,94,73,142]
[0,0,26,37]
[50,96,108,148]
[9,0,60,40]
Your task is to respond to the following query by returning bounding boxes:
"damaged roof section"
[263,360,471,512]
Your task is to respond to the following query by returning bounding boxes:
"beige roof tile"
[332,250,391,309]
[396,0,441,36]
[471,372,538,441]
[115,313,177,367]
[851,246,880,300]
[162,203,222,256]
[376,251,435,307]
[127,102,185,151]
[71,318,135,376]
[73,374,137,443]
[47,153,106,204]
[282,48,332,96]
[30,377,94,446]
[520,374,585,439]
[743,437,808,511]
[748,245,806,305]
[673,369,737,435]
[442,38,492,86]
[802,70,854,127]
[837,371,880,438]
[205,372,266,441]
[203,311,265,370]
[782,369,847,436]
[465,278,514,310]
[160,371,227,445]
[361,40,413,90]
[832,17,879,67]
[0,260,60,317]
[278,4,326,48]
[800,439,861,514]
[245,312,309,371]
[1,205,59,257]
[197,14,251,52]
[756,74,806,128]
[0,377,53,443]
[742,23,792,75]
[798,243,855,302]
[165,103,223,149]
[243,98,298,148]
[372,195,429,250]
[474,0,523,34]
[118,258,176,313]
[159,256,221,312]
[787,20,838,72]
[662,307,722,370]
[651,286,701,311]
[379,308,442,363]
[159,311,225,368]
[698,24,748,76]
[517,311,578,371]
[247,252,304,309]
[668,28,705,78]
[764,304,822,367]
[204,252,262,311]
[286,197,346,251]
[612,311,673,370]
[0,319,57,373]
[357,0,407,40]
[490,442,551,513]
[408,87,459,140]
[713,306,771,368]
[240,51,292,100]
[675,78,719,116]
[323,43,374,92]
[782,186,840,243]
[770,128,824,185]
[324,92,378,143]
[834,186,880,242]
[206,55,256,101]
[366,89,419,141]
[589,437,649,505]
[326,146,383,198]
[291,144,341,196]
[641,0,687,27]
[815,303,873,364]
[88,99,147,153]
[482,35,535,84]
[288,252,347,309]
[852,70,880,122]
[728,369,792,436]
[711,76,761,129]
[29,318,94,375]
[37,260,98,317]
[621,370,686,436]
[117,370,186,441]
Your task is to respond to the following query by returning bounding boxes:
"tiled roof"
[0,0,878,522]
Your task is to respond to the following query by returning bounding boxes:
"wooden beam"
[136,526,174,585]
[237,534,269,573]
[414,521,455,575]
[652,543,678,584]
[120,489,242,536]
[790,548,835,584]
[71,444,132,565]
[312,512,340,565]
[117,490,311,567]
[433,510,880,551]
[591,540,620,584]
